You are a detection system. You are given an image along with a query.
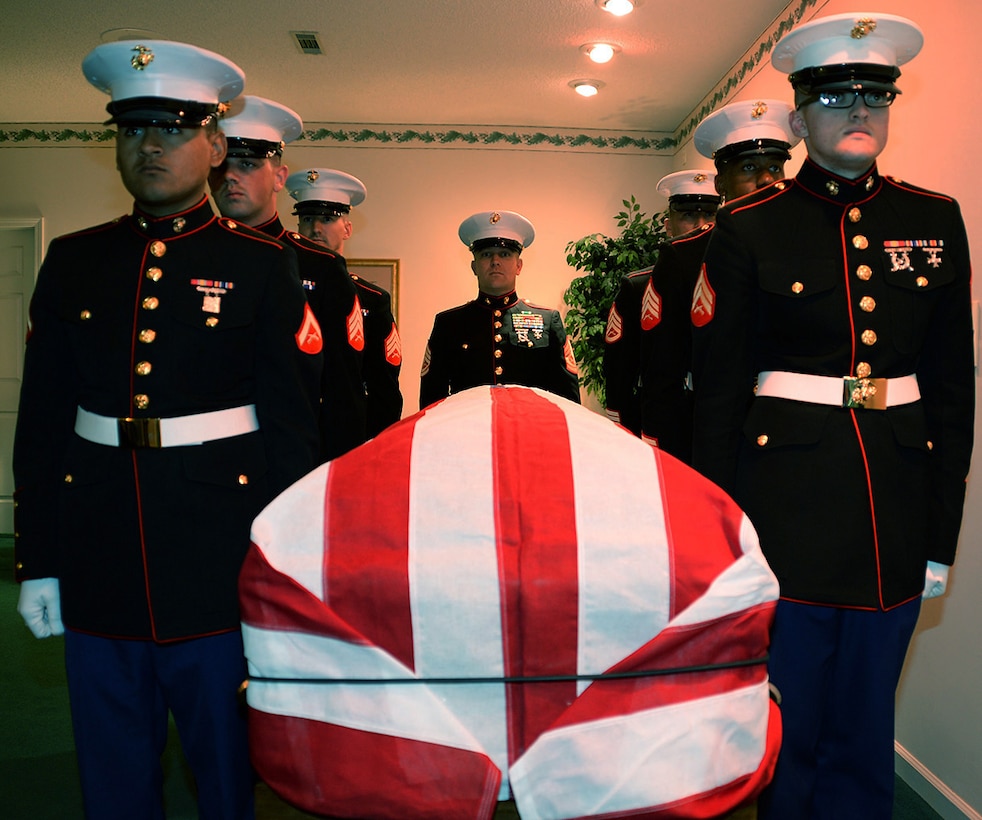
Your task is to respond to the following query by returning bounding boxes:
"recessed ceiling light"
[595,0,639,16]
[569,79,605,97]
[580,42,620,64]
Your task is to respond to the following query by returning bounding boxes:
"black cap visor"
[470,237,524,254]
[225,136,283,159]
[669,194,721,214]
[714,138,792,167]
[105,96,220,127]
[292,200,350,218]
[789,63,902,95]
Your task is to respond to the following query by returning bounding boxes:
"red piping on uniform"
[131,245,151,416]
[849,409,886,609]
[839,212,858,372]
[130,451,158,640]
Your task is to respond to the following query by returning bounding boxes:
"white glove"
[923,561,950,599]
[17,577,64,638]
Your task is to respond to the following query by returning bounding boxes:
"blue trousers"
[64,629,255,820]
[758,597,921,820]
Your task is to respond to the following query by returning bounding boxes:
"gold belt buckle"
[843,377,888,410]
[117,417,162,448]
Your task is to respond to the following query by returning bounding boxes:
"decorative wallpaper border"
[299,126,677,153]
[677,0,820,145]
[0,124,676,154]
[1,1,818,155]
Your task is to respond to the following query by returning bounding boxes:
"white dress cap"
[656,170,719,205]
[82,40,244,125]
[458,211,535,253]
[286,169,367,215]
[694,100,800,163]
[771,12,923,75]
[221,95,303,156]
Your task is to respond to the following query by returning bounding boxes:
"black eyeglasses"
[798,89,897,110]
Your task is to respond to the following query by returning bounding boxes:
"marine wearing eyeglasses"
[690,13,974,820]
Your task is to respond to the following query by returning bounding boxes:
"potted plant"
[563,196,668,406]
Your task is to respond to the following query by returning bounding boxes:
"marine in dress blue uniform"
[603,171,718,443]
[605,101,800,463]
[13,41,322,819]
[288,169,404,436]
[213,96,368,460]
[419,211,581,409]
[690,14,974,818]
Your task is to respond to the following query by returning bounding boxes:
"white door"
[0,219,42,535]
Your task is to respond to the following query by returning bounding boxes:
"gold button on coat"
[146,267,163,282]
[494,334,502,342]
[852,235,869,250]
[756,435,768,447]
[134,394,150,410]
[848,208,862,223]
[80,309,92,320]
[205,317,219,327]
[139,329,156,343]
[856,362,872,378]
[64,474,73,483]
[142,296,159,310]
[238,474,249,485]
[859,296,876,312]
[135,361,152,376]
[916,276,929,288]
[792,282,804,294]
[494,366,503,376]
[856,265,872,281]
[494,349,502,358]
[150,241,166,257]
[861,329,877,346]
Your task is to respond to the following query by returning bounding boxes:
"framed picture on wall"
[348,259,400,321]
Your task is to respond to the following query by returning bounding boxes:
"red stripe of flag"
[490,388,580,761]
[325,419,418,669]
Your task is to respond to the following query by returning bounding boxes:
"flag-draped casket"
[240,386,781,819]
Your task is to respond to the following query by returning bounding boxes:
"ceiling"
[3,0,797,139]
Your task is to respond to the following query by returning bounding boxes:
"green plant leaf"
[563,199,670,405]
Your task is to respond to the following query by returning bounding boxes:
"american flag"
[240,386,780,819]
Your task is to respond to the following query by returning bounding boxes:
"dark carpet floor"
[0,536,943,819]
